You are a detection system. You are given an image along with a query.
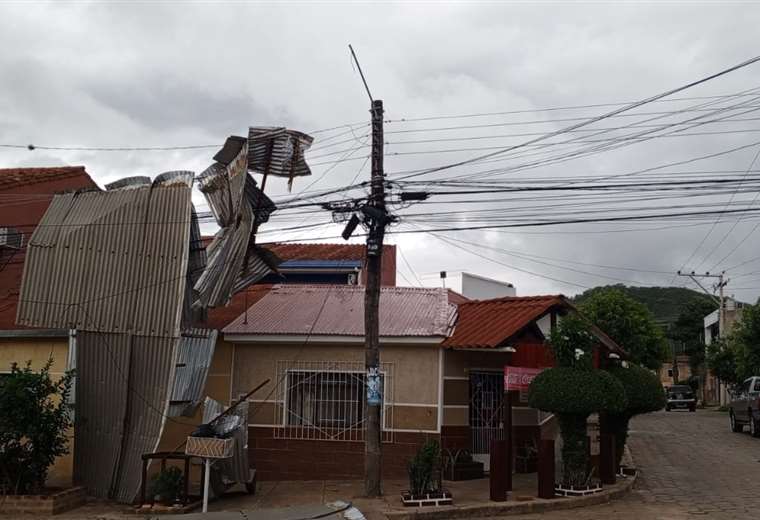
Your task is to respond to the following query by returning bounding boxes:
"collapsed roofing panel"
[168,328,218,417]
[16,172,194,338]
[73,331,177,502]
[247,127,314,186]
[194,137,280,308]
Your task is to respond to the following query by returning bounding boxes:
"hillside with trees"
[574,285,717,325]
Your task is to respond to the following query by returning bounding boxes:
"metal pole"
[364,98,385,497]
[202,459,211,513]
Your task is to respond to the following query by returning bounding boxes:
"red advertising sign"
[504,366,543,391]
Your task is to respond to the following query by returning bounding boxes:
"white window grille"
[273,360,394,442]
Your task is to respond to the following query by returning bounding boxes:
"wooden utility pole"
[364,98,386,497]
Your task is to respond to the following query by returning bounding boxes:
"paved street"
[519,409,760,519]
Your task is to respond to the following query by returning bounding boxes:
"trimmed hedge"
[605,364,666,465]
[607,365,665,415]
[528,367,628,415]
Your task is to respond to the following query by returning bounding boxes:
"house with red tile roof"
[207,289,623,481]
[441,295,625,471]
[0,166,98,486]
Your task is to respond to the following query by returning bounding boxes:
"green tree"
[579,288,669,370]
[670,297,717,372]
[731,301,760,382]
[0,360,73,495]
[706,338,739,386]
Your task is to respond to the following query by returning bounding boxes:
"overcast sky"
[3,1,760,301]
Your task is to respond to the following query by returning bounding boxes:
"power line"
[390,56,760,180]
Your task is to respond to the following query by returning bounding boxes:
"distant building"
[704,297,746,405]
[446,272,516,299]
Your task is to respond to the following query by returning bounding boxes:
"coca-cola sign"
[504,366,544,391]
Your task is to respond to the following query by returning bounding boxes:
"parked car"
[665,385,696,412]
[728,376,760,437]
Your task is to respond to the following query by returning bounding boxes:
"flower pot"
[553,483,603,497]
[401,490,453,507]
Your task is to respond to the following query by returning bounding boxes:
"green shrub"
[528,363,627,486]
[528,367,627,416]
[149,466,184,504]
[605,365,665,465]
[407,440,440,497]
[0,360,73,495]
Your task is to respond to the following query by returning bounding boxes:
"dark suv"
[665,385,696,412]
[729,376,760,437]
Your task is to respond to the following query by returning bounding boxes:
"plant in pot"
[402,440,452,507]
[605,364,665,473]
[528,315,627,495]
[149,466,184,506]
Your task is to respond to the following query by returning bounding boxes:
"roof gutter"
[223,333,446,344]
[0,328,69,339]
[446,346,516,353]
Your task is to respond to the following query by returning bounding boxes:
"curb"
[383,474,636,520]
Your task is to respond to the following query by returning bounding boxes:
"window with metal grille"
[286,371,369,428]
[273,360,394,442]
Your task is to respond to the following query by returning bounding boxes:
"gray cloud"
[2,1,760,302]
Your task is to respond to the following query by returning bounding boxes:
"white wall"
[453,272,516,299]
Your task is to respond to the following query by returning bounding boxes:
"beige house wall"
[229,340,441,432]
[0,337,73,487]
[442,348,512,427]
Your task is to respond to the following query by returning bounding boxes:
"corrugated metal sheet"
[223,285,453,337]
[112,334,177,503]
[442,295,564,349]
[168,328,217,417]
[247,127,313,181]
[74,330,177,502]
[73,331,131,498]
[202,398,250,485]
[195,140,279,308]
[16,172,194,338]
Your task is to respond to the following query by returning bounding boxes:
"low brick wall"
[0,486,86,515]
[250,427,440,481]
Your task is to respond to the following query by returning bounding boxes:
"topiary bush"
[528,315,627,487]
[528,368,627,416]
[605,364,665,465]
[0,360,73,495]
[529,367,627,486]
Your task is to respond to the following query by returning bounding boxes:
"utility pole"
[364,98,385,497]
[340,45,395,497]
[677,270,729,405]
[677,270,728,336]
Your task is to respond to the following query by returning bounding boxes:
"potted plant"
[402,440,452,507]
[528,315,627,496]
[149,466,184,506]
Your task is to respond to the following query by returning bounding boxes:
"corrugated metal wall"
[74,331,177,503]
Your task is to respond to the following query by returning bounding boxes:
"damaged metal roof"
[168,328,218,417]
[248,127,314,182]
[194,137,280,308]
[73,330,177,503]
[16,172,195,338]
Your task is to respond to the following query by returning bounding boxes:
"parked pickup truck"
[729,376,760,437]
